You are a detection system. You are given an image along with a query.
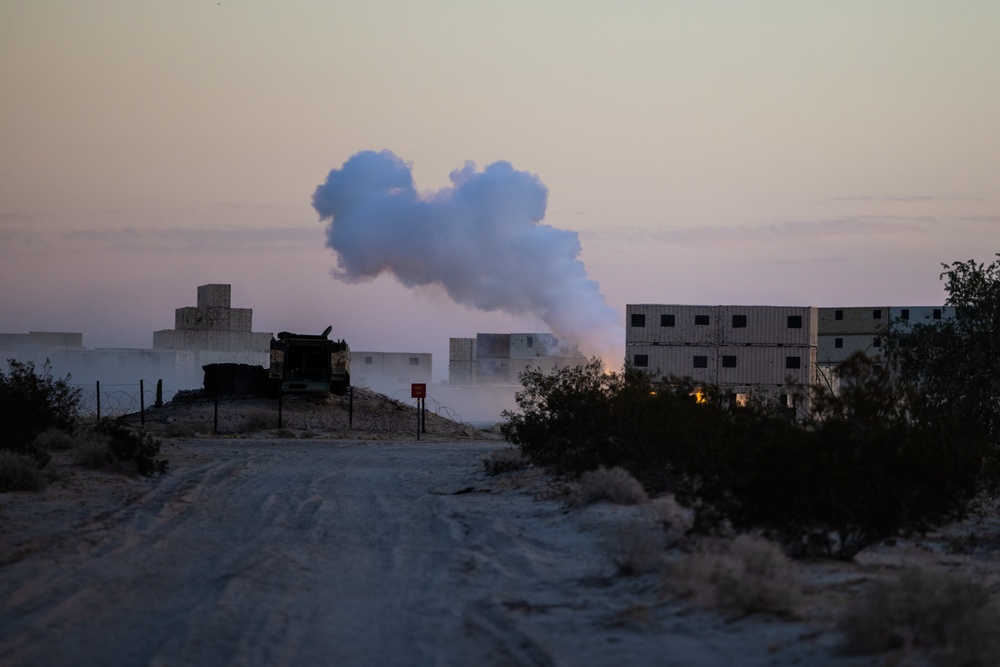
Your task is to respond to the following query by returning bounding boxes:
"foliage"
[0,359,80,467]
[0,451,47,492]
[839,568,1000,667]
[482,447,529,476]
[90,420,168,476]
[887,256,1000,457]
[502,353,985,560]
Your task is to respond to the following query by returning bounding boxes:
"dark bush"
[90,420,169,477]
[502,354,986,560]
[0,359,81,468]
[0,451,47,492]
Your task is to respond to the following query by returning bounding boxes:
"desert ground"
[2,396,1000,666]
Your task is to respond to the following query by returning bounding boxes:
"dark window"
[732,314,747,328]
[630,313,646,327]
[835,338,843,349]
[365,356,373,365]
[633,354,648,367]
[873,337,881,348]
[785,356,801,369]
[695,315,710,326]
[409,357,420,366]
[835,309,844,320]
[693,355,708,368]
[660,313,675,327]
[901,309,910,320]
[722,355,737,368]
[933,308,942,320]
[526,336,533,348]
[873,309,882,319]
[787,315,802,329]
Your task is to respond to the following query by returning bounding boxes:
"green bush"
[0,359,81,467]
[0,451,47,492]
[839,568,1000,667]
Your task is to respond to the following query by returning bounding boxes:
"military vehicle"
[268,326,350,395]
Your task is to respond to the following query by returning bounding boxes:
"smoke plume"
[312,150,622,358]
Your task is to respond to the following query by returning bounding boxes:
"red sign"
[411,383,427,399]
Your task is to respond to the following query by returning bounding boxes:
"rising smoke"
[312,150,622,359]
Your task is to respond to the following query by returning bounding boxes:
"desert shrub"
[163,420,199,438]
[665,535,800,616]
[234,407,272,433]
[604,520,664,576]
[33,427,75,451]
[575,466,648,506]
[0,451,47,492]
[73,430,114,470]
[0,359,80,466]
[503,355,986,560]
[839,568,1000,667]
[483,447,529,476]
[90,420,168,476]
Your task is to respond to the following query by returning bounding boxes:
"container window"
[873,309,882,319]
[365,356,373,365]
[835,309,844,320]
[633,354,648,367]
[901,309,910,320]
[873,337,881,348]
[526,336,533,348]
[835,338,843,348]
[409,357,420,366]
[631,313,646,327]
[693,355,708,368]
[722,355,737,368]
[933,308,942,319]
[787,315,802,329]
[660,313,675,327]
[695,315,710,326]
[785,356,801,369]
[732,314,747,328]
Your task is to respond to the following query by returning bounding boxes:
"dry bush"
[604,520,665,576]
[33,427,76,451]
[233,407,273,433]
[0,451,46,492]
[483,447,529,476]
[839,568,1000,667]
[73,431,113,470]
[575,466,648,506]
[665,535,800,616]
[162,420,199,438]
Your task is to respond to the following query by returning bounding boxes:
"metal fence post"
[140,379,145,425]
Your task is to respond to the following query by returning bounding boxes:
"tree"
[0,359,81,466]
[887,255,1000,454]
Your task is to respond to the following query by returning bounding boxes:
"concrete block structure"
[154,284,272,353]
[351,351,433,397]
[448,333,587,385]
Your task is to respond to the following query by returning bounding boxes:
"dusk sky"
[3,2,999,378]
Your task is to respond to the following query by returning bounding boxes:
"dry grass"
[604,520,665,576]
[0,452,46,492]
[664,535,800,617]
[33,427,75,451]
[72,431,113,470]
[574,467,648,506]
[483,447,529,476]
[839,568,1000,667]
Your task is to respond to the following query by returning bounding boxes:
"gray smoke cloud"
[312,150,622,357]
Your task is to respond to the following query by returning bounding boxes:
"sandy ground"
[3,431,1000,666]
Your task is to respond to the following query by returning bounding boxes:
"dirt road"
[0,439,874,666]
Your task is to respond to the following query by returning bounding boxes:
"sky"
[2,1,999,380]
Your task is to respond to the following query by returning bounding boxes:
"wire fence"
[67,380,476,435]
